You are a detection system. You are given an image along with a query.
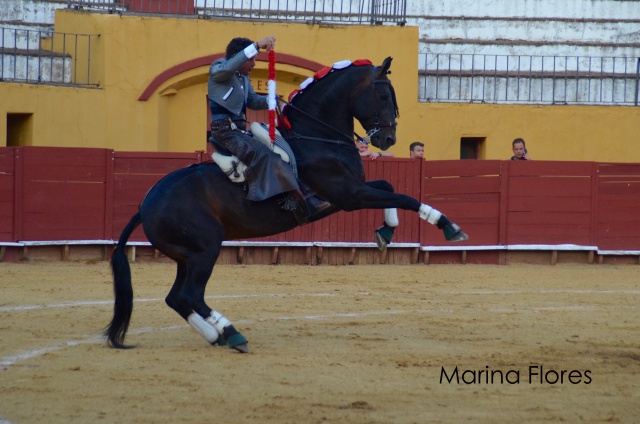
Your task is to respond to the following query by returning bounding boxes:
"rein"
[277,97,363,146]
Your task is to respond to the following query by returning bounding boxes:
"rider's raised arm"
[209,49,254,81]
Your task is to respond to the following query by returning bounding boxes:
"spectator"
[356,140,394,160]
[510,138,532,160]
[409,142,424,159]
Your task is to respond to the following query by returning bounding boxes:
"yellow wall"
[1,10,639,162]
[417,103,640,162]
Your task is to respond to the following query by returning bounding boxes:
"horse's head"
[352,57,399,150]
[282,57,399,150]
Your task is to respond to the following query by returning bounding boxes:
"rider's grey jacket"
[208,44,268,120]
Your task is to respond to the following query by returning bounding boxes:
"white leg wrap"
[419,204,442,225]
[206,311,231,335]
[187,312,220,344]
[383,208,399,227]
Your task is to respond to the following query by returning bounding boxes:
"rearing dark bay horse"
[105,57,468,353]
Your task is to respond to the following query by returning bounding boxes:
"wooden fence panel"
[421,160,502,246]
[506,161,594,245]
[596,163,640,250]
[20,147,109,241]
[112,152,202,241]
[0,148,16,241]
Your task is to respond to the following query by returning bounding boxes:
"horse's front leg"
[365,180,400,250]
[338,179,468,248]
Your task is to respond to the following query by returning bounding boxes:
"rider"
[208,36,329,218]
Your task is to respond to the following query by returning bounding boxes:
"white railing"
[0,27,99,86]
[420,53,640,106]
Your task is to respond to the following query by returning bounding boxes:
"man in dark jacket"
[208,36,328,218]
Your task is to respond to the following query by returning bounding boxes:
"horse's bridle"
[364,79,398,145]
[278,74,397,146]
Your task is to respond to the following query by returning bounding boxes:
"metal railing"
[66,0,407,25]
[419,53,640,106]
[0,27,100,87]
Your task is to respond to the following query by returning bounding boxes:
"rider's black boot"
[297,181,331,219]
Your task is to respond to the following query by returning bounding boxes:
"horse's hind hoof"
[443,223,468,242]
[226,332,250,353]
[233,342,250,354]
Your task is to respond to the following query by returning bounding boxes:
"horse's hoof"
[444,223,469,242]
[374,231,388,251]
[226,332,249,353]
[233,343,250,354]
[374,225,394,251]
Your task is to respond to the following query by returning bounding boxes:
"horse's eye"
[379,95,388,101]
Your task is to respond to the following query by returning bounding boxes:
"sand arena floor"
[1,261,639,423]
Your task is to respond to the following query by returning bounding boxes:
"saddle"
[209,122,298,183]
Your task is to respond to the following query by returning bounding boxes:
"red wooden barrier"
[2,146,639,254]
[19,147,110,241]
[596,163,640,250]
[0,148,16,241]
[422,160,502,247]
[120,0,195,14]
[112,151,204,241]
[505,161,595,246]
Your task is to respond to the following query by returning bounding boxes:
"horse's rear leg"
[164,250,249,353]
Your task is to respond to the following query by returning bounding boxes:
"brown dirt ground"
[1,261,639,424]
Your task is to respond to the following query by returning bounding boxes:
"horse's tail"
[104,211,142,349]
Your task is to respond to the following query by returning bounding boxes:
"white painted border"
[5,241,640,256]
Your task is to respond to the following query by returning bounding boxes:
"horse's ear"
[376,57,393,79]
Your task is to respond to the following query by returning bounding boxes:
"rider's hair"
[226,38,254,59]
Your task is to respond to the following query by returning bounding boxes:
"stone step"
[407,0,640,21]
[0,0,67,26]
[409,16,640,46]
[0,47,72,83]
[419,38,640,60]
[0,24,54,51]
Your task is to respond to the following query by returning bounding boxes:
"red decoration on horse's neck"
[286,59,373,104]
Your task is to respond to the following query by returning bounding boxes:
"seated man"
[208,36,328,217]
[357,140,395,160]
